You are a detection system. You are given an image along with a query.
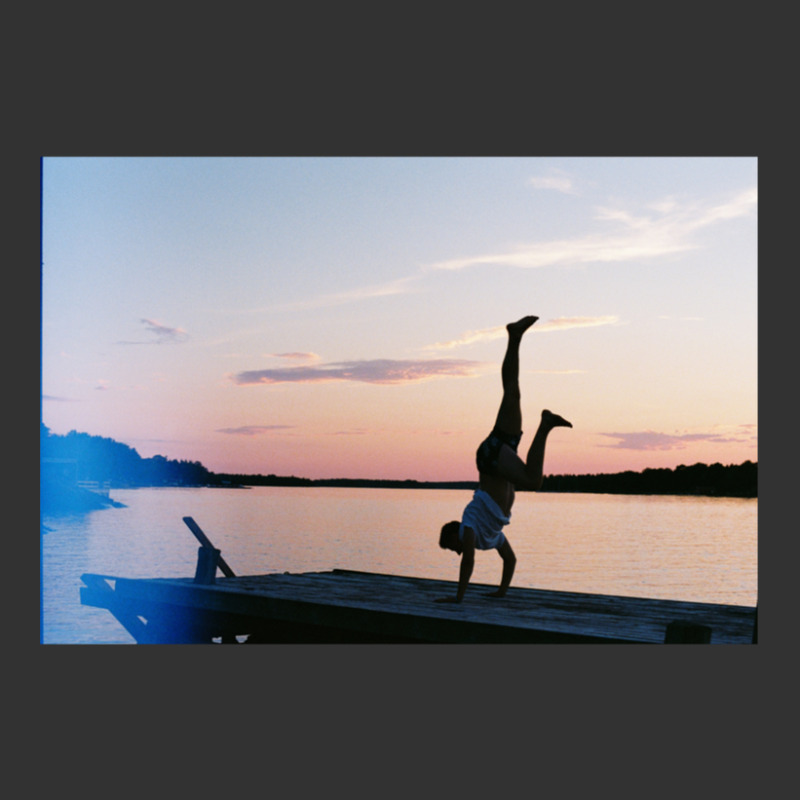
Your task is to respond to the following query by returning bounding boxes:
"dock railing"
[183,516,236,584]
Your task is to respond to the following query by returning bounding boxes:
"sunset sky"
[41,157,757,481]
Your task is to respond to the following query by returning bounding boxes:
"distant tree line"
[41,425,757,509]
[40,425,214,488]
[221,462,756,497]
[214,473,478,491]
[540,461,757,498]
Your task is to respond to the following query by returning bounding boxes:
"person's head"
[439,520,462,554]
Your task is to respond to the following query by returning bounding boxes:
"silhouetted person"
[437,316,571,603]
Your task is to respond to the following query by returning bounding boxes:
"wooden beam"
[182,517,235,577]
[79,574,150,643]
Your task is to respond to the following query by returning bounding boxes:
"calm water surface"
[41,486,757,643]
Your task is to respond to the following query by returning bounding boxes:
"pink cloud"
[269,352,320,361]
[117,318,188,345]
[232,358,483,386]
[599,431,749,451]
[216,425,296,436]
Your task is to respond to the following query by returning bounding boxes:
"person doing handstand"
[436,315,571,603]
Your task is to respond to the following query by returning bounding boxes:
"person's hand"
[434,596,461,604]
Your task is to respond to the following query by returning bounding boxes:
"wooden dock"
[80,569,756,644]
[79,518,757,644]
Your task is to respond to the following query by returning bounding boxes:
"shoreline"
[96,480,756,499]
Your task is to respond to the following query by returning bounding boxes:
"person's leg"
[488,317,572,489]
[492,316,538,435]
[494,409,571,490]
[499,409,571,490]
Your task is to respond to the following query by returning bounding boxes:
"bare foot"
[507,316,539,338]
[542,409,572,428]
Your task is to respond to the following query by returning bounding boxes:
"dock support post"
[664,621,712,643]
[194,545,221,585]
[183,517,235,578]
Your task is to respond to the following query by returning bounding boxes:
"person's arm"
[435,527,475,603]
[485,538,516,598]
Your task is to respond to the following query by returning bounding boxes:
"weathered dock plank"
[80,569,757,644]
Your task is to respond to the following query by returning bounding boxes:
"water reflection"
[41,487,757,643]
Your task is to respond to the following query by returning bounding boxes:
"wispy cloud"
[425,316,620,351]
[424,325,507,351]
[599,429,754,451]
[232,358,483,386]
[272,276,421,312]
[428,188,757,272]
[216,425,296,436]
[269,352,320,361]
[535,316,621,333]
[528,173,578,195]
[117,318,189,345]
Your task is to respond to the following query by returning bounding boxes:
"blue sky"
[41,157,757,480]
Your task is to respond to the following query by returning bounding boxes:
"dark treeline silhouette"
[41,425,757,516]
[214,473,478,491]
[222,462,756,497]
[41,425,214,487]
[41,425,215,514]
[540,461,757,498]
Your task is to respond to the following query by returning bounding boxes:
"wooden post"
[194,545,221,585]
[183,517,235,577]
[664,620,712,643]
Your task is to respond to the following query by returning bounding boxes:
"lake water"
[40,486,758,644]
